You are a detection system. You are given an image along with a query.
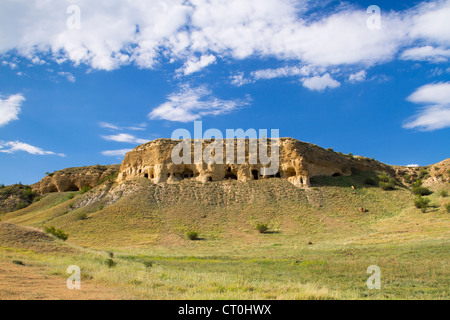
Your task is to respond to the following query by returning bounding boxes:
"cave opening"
[225,166,237,180]
[285,167,296,178]
[181,168,194,179]
[332,172,341,177]
[66,184,79,192]
[252,170,259,180]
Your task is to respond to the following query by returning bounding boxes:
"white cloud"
[99,122,147,131]
[403,105,450,131]
[0,140,65,157]
[99,122,120,130]
[301,73,340,91]
[58,71,76,82]
[403,82,450,131]
[2,60,17,69]
[400,46,450,63]
[101,149,132,157]
[252,66,312,81]
[0,94,25,126]
[0,0,448,76]
[101,133,148,144]
[230,72,253,87]
[348,70,367,82]
[149,84,250,122]
[407,82,450,105]
[179,54,216,75]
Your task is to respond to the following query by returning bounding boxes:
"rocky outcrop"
[32,165,120,195]
[117,138,393,187]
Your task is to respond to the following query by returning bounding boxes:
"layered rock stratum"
[117,138,394,187]
[32,165,120,194]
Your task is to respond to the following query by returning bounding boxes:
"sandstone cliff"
[32,164,120,195]
[117,138,393,187]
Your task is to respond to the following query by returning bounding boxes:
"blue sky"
[0,0,449,185]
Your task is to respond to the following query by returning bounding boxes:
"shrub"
[412,186,432,196]
[77,212,87,220]
[80,186,92,194]
[15,202,28,210]
[0,184,5,189]
[414,197,431,213]
[67,193,75,199]
[44,226,69,241]
[445,203,450,213]
[256,223,269,233]
[439,190,448,197]
[105,259,116,268]
[143,261,153,268]
[418,168,429,179]
[186,231,199,240]
[412,180,422,188]
[12,260,25,266]
[379,181,395,191]
[364,177,377,186]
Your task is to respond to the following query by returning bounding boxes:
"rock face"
[32,165,120,195]
[117,138,393,187]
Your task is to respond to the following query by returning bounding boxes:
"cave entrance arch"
[252,169,259,180]
[285,167,296,178]
[181,168,194,179]
[225,166,237,180]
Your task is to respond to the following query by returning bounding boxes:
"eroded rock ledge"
[117,138,392,187]
[32,165,120,194]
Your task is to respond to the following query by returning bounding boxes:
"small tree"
[186,231,199,240]
[412,186,432,196]
[256,223,269,233]
[414,197,431,213]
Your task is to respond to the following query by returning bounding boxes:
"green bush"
[15,202,28,210]
[379,181,395,191]
[445,203,450,213]
[412,186,432,196]
[143,261,153,268]
[418,168,429,179]
[67,193,75,199]
[414,197,431,213]
[77,212,87,220]
[105,259,116,268]
[256,223,269,233]
[378,174,391,182]
[186,231,199,240]
[439,190,448,197]
[12,260,25,266]
[44,226,69,241]
[80,186,92,194]
[412,180,423,188]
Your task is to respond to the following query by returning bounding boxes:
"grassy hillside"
[1,170,449,299]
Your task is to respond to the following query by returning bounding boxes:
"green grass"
[1,173,449,299]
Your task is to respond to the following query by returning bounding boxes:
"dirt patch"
[0,258,126,300]
[0,223,73,254]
